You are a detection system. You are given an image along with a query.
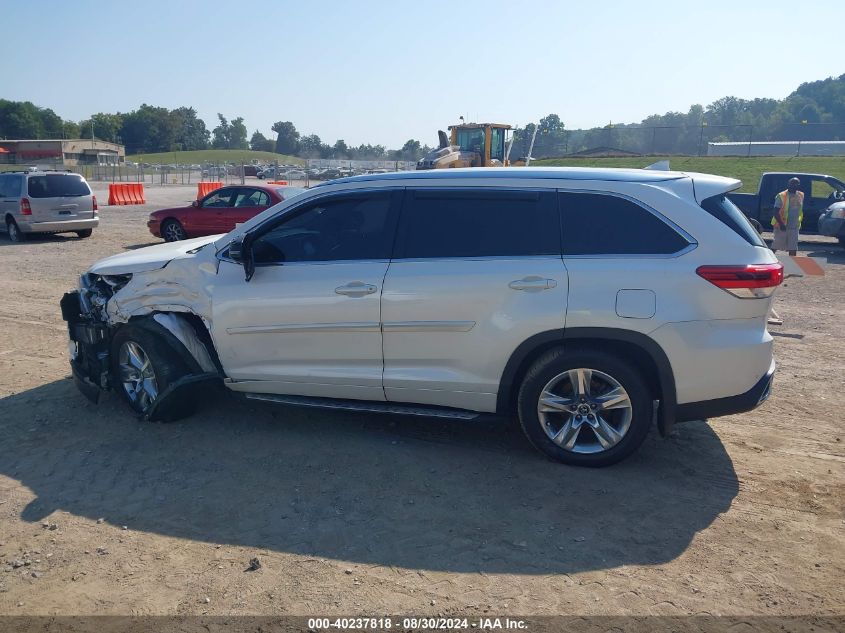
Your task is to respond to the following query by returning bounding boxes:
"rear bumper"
[675,359,775,422]
[21,218,99,233]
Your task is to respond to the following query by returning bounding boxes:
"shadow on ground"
[0,379,738,575]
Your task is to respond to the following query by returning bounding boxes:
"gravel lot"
[0,183,843,617]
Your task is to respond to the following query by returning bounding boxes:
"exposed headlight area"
[79,273,132,321]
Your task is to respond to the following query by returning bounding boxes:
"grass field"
[127,149,304,166]
[535,156,845,192]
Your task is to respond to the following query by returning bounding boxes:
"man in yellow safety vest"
[771,177,803,256]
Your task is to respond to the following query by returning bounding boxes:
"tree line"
[2,73,842,159]
[511,73,845,158]
[0,100,430,160]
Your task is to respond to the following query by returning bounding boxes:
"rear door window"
[559,191,690,255]
[27,174,90,198]
[233,188,270,207]
[397,189,559,259]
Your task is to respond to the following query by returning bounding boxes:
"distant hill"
[127,149,304,165]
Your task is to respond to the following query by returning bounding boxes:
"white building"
[707,141,845,157]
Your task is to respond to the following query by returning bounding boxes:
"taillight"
[92,196,98,212]
[20,198,32,215]
[696,263,784,298]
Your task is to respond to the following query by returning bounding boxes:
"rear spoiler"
[687,172,743,203]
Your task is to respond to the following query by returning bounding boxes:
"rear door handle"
[509,276,558,292]
[335,281,378,297]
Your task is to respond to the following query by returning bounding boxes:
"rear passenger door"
[381,188,568,413]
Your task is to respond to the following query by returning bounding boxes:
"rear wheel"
[517,348,653,467]
[161,219,187,242]
[111,323,196,421]
[6,218,25,243]
[76,229,93,238]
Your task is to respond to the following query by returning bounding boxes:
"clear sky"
[1,0,841,148]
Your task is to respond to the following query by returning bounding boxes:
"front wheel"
[111,323,196,421]
[517,348,653,467]
[161,219,187,242]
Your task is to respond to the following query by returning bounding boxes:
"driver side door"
[211,189,401,401]
[187,187,236,236]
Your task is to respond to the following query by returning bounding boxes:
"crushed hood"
[89,235,222,275]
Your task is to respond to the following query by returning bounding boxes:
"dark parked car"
[728,172,845,233]
[147,185,306,241]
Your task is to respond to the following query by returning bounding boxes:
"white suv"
[61,168,782,467]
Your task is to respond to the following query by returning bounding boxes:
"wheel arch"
[120,311,223,376]
[496,327,677,436]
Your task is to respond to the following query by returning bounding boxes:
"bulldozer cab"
[448,123,511,166]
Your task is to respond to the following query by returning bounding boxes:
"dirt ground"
[0,183,842,617]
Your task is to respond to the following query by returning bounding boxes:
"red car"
[148,184,306,241]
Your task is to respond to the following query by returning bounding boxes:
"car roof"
[323,166,687,186]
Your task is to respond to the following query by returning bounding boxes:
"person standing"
[771,177,803,256]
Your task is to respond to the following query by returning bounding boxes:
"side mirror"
[228,237,256,282]
[228,238,244,262]
[191,200,199,208]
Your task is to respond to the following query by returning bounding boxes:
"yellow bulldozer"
[415,121,538,170]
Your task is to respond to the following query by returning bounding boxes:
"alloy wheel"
[537,368,633,454]
[163,221,186,241]
[118,341,159,412]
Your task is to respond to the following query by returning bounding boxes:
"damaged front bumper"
[60,288,221,420]
[61,290,110,404]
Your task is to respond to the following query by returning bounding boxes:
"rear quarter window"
[700,194,765,247]
[559,192,690,255]
[27,174,91,198]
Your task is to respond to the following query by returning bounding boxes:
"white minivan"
[61,167,782,466]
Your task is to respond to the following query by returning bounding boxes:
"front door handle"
[509,276,558,292]
[335,281,378,297]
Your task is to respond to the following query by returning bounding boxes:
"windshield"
[28,174,91,198]
[456,128,485,153]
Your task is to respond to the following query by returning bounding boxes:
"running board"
[244,393,481,420]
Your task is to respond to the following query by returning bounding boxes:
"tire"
[517,347,653,467]
[161,219,187,242]
[110,323,196,421]
[76,229,93,238]
[6,218,26,243]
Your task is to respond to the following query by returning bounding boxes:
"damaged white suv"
[62,168,782,467]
